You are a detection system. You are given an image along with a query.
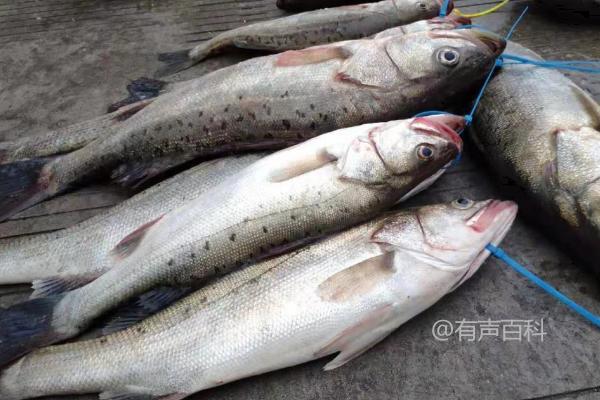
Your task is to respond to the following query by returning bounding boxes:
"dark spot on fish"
[310,122,317,130]
[168,124,173,129]
[263,226,268,233]
[199,111,203,117]
[200,296,207,303]
[281,91,289,98]
[204,241,210,250]
[155,125,162,132]
[264,133,274,139]
[230,233,236,242]
[100,338,107,344]
[168,259,174,266]
[177,119,183,126]
[236,115,244,122]
[290,215,296,220]
[342,106,349,113]
[224,106,230,112]
[190,252,196,259]
[188,122,193,128]
[282,120,291,130]
[248,111,257,120]
[203,126,209,133]
[238,95,243,100]
[185,306,192,314]
[310,104,315,110]
[221,121,228,130]
[136,327,145,333]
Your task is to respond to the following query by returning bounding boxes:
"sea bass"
[0,154,264,287]
[471,42,600,272]
[0,29,504,221]
[0,114,464,366]
[158,0,449,75]
[0,198,518,400]
[108,15,471,113]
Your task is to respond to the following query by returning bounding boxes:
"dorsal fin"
[110,216,164,260]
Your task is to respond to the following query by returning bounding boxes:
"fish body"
[0,199,518,400]
[0,29,504,221]
[109,15,469,113]
[176,0,447,70]
[0,114,464,366]
[471,42,600,272]
[0,154,264,286]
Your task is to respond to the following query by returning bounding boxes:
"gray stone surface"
[0,1,599,399]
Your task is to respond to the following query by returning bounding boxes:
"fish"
[276,0,376,11]
[0,154,264,287]
[0,198,518,400]
[156,0,450,76]
[107,15,471,113]
[0,29,504,222]
[0,113,464,366]
[470,41,600,272]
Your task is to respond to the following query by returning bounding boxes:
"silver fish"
[0,114,464,366]
[159,0,449,75]
[0,198,518,400]
[471,42,600,271]
[0,154,264,287]
[0,29,504,221]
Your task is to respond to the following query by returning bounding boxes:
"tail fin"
[0,158,55,222]
[107,78,167,113]
[0,295,63,367]
[155,49,195,77]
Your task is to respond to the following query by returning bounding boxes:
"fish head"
[337,114,463,189]
[384,28,505,89]
[372,198,518,290]
[392,0,452,19]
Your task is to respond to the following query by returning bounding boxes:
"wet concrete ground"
[0,0,600,399]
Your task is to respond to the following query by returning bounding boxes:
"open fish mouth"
[455,200,518,288]
[410,114,465,151]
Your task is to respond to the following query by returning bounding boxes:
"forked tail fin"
[0,295,64,367]
[155,49,195,77]
[0,158,56,222]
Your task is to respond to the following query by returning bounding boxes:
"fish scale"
[0,154,264,286]
[471,41,600,272]
[0,199,518,400]
[0,28,503,221]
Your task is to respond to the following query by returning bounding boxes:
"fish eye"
[416,1,428,10]
[416,144,435,160]
[452,198,474,209]
[436,48,460,67]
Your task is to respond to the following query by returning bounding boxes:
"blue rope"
[504,5,529,40]
[439,0,452,16]
[486,245,600,329]
[502,54,600,74]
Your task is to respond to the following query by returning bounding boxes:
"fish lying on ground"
[156,0,450,76]
[109,15,470,113]
[0,114,464,366]
[0,198,518,400]
[0,154,264,287]
[0,29,503,222]
[276,0,375,11]
[471,42,600,273]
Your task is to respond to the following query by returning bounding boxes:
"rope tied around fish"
[440,0,510,19]
[418,5,600,330]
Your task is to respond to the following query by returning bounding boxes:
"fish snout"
[411,114,464,152]
[445,14,471,26]
[468,200,518,233]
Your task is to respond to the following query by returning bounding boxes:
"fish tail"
[0,295,64,367]
[107,78,167,113]
[0,158,58,222]
[155,48,195,77]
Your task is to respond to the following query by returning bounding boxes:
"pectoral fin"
[315,303,397,371]
[269,149,337,182]
[110,216,164,260]
[275,46,350,67]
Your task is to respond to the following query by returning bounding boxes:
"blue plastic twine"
[439,0,452,17]
[486,245,600,329]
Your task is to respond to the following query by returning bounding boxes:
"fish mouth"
[431,29,506,56]
[454,200,518,288]
[436,0,455,13]
[410,114,465,152]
